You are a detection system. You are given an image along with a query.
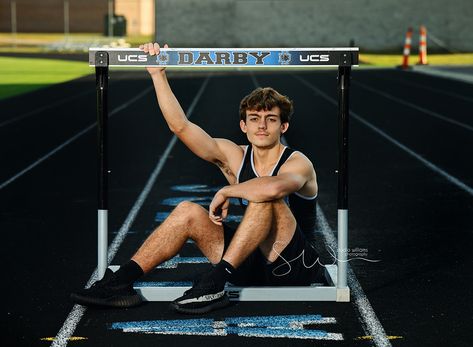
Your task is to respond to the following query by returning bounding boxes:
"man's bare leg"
[170,199,297,313]
[259,199,297,262]
[223,199,296,268]
[132,201,225,273]
[71,201,225,308]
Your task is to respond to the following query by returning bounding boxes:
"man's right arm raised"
[141,43,239,169]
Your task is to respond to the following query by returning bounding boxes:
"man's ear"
[240,119,247,133]
[281,122,289,134]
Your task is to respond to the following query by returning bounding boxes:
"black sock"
[211,259,235,285]
[114,260,144,285]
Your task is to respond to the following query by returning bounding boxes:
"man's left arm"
[208,155,314,224]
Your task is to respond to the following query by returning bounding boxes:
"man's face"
[240,107,289,148]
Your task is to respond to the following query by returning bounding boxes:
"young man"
[71,43,321,314]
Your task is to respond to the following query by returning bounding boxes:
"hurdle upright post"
[336,64,351,300]
[95,51,110,278]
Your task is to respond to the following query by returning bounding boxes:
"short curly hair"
[239,87,294,123]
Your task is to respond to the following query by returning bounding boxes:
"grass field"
[0,56,93,100]
[360,53,473,67]
[0,33,153,53]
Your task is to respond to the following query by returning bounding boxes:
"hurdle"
[89,47,359,302]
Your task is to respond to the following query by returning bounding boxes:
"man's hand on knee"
[209,189,230,225]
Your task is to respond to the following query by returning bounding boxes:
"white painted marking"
[111,315,342,340]
[0,90,92,128]
[378,74,473,103]
[0,86,152,190]
[353,80,473,132]
[295,75,473,197]
[412,66,473,85]
[0,74,130,128]
[51,76,211,347]
[251,73,390,346]
[316,205,392,347]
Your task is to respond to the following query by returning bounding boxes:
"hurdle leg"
[336,65,351,301]
[95,52,109,278]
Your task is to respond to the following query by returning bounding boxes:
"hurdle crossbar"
[90,47,358,302]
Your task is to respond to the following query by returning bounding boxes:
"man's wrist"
[150,70,166,79]
[220,185,232,199]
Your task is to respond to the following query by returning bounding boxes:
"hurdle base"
[109,264,350,302]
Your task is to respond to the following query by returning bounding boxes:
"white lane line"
[412,66,473,85]
[0,73,130,128]
[378,73,473,103]
[295,75,473,197]
[0,89,92,128]
[252,72,390,346]
[316,206,392,347]
[0,86,152,191]
[353,80,473,132]
[50,75,211,347]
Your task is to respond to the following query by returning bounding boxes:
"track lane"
[270,71,473,347]
[1,73,204,347]
[298,71,473,188]
[0,71,158,183]
[350,69,473,127]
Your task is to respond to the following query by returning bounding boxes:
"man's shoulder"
[214,139,245,174]
[279,149,316,178]
[214,138,245,153]
[287,149,313,166]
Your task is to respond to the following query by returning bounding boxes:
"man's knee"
[246,199,281,209]
[173,201,206,225]
[246,199,288,214]
[247,199,295,226]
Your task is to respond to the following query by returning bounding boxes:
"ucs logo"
[299,54,330,62]
[117,54,148,62]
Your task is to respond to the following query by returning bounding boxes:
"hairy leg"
[259,199,297,262]
[132,201,224,273]
[223,199,296,268]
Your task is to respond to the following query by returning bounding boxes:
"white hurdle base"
[110,264,350,302]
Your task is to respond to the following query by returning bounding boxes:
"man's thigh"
[259,199,297,262]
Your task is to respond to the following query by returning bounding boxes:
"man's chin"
[250,139,279,149]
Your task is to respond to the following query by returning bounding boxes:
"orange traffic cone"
[417,25,428,65]
[400,27,413,69]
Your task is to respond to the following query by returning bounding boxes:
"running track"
[1,64,472,347]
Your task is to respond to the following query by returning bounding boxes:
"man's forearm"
[221,177,287,203]
[150,71,189,133]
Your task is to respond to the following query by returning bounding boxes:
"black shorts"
[222,223,322,286]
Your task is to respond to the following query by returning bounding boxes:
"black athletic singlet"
[236,145,317,244]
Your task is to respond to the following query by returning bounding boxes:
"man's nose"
[258,119,267,128]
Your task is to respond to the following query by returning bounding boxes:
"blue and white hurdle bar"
[89,47,359,302]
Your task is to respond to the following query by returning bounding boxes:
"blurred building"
[155,0,473,52]
[0,0,154,36]
[115,0,154,36]
[1,0,472,51]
